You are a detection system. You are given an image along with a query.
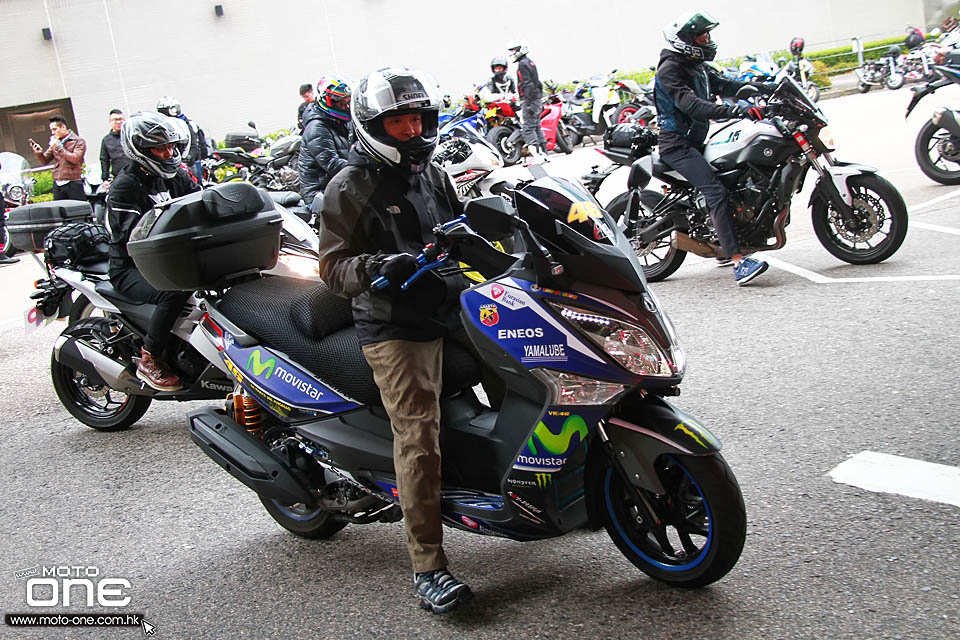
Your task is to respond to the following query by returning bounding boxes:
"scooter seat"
[218,277,481,407]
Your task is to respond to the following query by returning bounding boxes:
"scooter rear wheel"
[259,496,348,539]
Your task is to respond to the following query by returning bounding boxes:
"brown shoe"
[137,348,183,391]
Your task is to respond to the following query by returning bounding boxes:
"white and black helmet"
[506,41,529,63]
[120,111,188,178]
[156,96,182,117]
[351,67,442,174]
[663,11,719,61]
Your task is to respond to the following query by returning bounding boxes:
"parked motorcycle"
[82,163,108,225]
[856,46,906,92]
[905,59,960,184]
[595,78,908,281]
[776,57,820,103]
[211,121,301,191]
[485,92,575,166]
[565,71,624,141]
[163,175,747,588]
[29,182,321,431]
[1,151,36,257]
[434,126,509,199]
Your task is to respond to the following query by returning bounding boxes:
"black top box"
[7,200,93,252]
[223,131,261,153]
[127,182,282,291]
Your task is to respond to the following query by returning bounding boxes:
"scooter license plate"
[24,305,55,334]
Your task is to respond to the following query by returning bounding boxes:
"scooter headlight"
[531,369,628,406]
[550,302,680,377]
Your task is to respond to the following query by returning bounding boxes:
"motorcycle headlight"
[550,302,680,377]
[6,185,24,202]
[531,369,628,406]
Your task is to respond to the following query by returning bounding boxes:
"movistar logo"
[535,473,552,488]
[247,350,276,380]
[674,422,707,449]
[526,415,588,456]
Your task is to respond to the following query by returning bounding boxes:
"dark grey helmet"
[120,111,188,178]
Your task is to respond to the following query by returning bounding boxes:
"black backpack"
[44,222,110,267]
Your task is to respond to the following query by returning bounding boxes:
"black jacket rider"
[99,130,130,181]
[299,102,353,205]
[316,146,465,346]
[106,164,199,273]
[516,56,543,101]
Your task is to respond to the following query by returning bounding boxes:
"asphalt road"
[1,85,959,640]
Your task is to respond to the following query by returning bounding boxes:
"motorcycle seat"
[94,280,147,306]
[650,152,687,185]
[268,191,303,208]
[217,276,481,407]
[567,96,589,106]
[79,260,109,276]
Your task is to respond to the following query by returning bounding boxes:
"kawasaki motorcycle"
[595,76,908,281]
[183,177,747,587]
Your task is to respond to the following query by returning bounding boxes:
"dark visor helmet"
[663,11,720,61]
[490,56,508,82]
[790,37,805,57]
[351,67,442,174]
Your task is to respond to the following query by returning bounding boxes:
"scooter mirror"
[736,84,760,100]
[463,196,517,240]
[248,121,257,130]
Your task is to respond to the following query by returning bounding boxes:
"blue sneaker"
[733,257,768,285]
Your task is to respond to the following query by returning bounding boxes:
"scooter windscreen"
[514,176,647,291]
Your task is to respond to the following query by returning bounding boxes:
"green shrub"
[32,193,53,203]
[31,169,53,195]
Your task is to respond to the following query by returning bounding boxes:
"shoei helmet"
[120,112,188,178]
[506,41,529,63]
[352,67,442,174]
[663,11,720,61]
[316,75,352,121]
[490,56,508,81]
[789,36,805,57]
[156,96,182,117]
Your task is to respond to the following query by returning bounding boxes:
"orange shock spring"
[233,393,264,437]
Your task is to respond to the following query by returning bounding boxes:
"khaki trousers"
[361,338,447,574]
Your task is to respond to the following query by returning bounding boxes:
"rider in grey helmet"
[316,67,474,614]
[655,10,771,285]
[106,112,199,391]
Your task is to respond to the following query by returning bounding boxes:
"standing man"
[297,83,314,131]
[299,75,353,211]
[156,96,208,181]
[30,116,86,201]
[99,109,129,188]
[507,41,548,165]
[316,67,473,614]
[655,10,770,285]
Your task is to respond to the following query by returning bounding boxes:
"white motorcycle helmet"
[506,41,529,63]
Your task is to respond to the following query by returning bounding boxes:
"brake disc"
[831,194,882,242]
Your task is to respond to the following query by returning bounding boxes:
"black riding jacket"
[654,49,747,153]
[105,163,199,273]
[516,55,543,102]
[316,146,465,346]
[99,130,130,181]
[299,102,353,204]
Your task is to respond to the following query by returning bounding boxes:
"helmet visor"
[353,68,442,123]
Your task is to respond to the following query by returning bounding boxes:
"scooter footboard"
[188,406,316,506]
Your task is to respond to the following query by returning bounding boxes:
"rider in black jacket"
[106,112,200,391]
[299,75,354,210]
[655,10,770,285]
[316,67,473,614]
[508,41,548,164]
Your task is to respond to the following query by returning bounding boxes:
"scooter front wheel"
[602,453,746,587]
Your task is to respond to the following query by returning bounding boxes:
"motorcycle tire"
[259,496,349,539]
[886,73,905,90]
[1,224,16,258]
[486,126,522,166]
[555,121,575,154]
[914,119,960,185]
[600,452,746,588]
[606,191,686,282]
[811,173,908,264]
[613,103,643,125]
[804,82,821,103]
[68,293,104,326]
[50,318,152,431]
[857,82,871,94]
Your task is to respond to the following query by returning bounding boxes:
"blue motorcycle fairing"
[461,278,636,383]
[221,340,359,418]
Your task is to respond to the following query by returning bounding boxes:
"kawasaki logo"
[526,415,588,456]
[247,350,276,379]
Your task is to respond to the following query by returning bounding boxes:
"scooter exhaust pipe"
[54,335,152,396]
[671,232,721,258]
[932,108,960,138]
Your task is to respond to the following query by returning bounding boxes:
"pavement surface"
[1,86,959,640]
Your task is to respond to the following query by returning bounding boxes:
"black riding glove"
[716,103,742,120]
[756,82,777,96]
[366,252,419,290]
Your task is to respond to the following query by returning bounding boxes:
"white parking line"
[765,256,960,283]
[829,451,960,508]
[912,221,960,235]
[910,188,960,213]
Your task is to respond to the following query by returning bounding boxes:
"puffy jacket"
[105,163,200,273]
[34,131,86,182]
[654,49,746,152]
[299,102,353,204]
[516,56,543,102]
[316,146,465,346]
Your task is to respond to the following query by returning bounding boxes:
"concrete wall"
[0,0,927,146]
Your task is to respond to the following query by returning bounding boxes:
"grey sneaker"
[414,568,473,614]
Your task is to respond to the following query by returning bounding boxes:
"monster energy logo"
[247,350,276,380]
[674,422,707,449]
[535,473,552,488]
